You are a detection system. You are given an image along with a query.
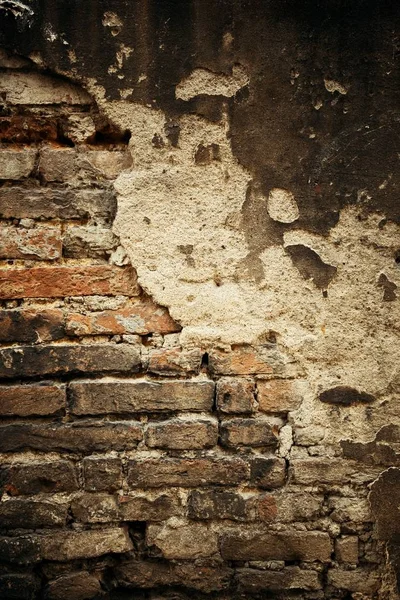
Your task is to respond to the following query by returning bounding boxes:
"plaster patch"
[176,65,249,101]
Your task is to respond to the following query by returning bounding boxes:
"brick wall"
[0,59,391,600]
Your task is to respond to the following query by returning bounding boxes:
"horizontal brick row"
[1,455,285,491]
[0,301,179,343]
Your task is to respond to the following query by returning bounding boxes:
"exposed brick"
[0,574,38,600]
[116,560,233,592]
[188,490,248,521]
[216,377,257,414]
[63,225,117,258]
[290,458,381,486]
[127,457,249,488]
[71,492,179,523]
[0,72,91,105]
[0,114,58,144]
[0,535,41,564]
[335,536,359,564]
[147,521,218,559]
[147,347,202,376]
[0,148,37,180]
[0,187,116,220]
[146,419,218,450]
[250,457,287,489]
[39,147,77,182]
[327,569,379,594]
[79,149,133,179]
[40,528,133,560]
[220,529,332,561]
[0,309,64,344]
[220,418,278,448]
[257,379,304,413]
[66,299,180,336]
[329,496,372,523]
[45,572,101,600]
[271,492,322,522]
[0,421,142,453]
[209,345,298,376]
[0,344,141,379]
[0,265,139,299]
[0,461,78,495]
[0,500,67,529]
[0,384,65,417]
[0,225,61,260]
[83,457,123,492]
[118,493,179,521]
[236,567,321,592]
[70,379,214,415]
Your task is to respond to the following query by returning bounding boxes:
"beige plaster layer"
[82,80,400,413]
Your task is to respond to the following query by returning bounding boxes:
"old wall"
[1,1,400,599]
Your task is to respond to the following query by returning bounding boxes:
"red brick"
[0,309,64,343]
[0,265,139,299]
[66,298,179,336]
[0,225,61,260]
[0,384,65,417]
[147,347,202,376]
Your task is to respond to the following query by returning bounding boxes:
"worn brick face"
[0,383,65,417]
[0,461,78,495]
[0,309,64,343]
[146,418,218,449]
[0,265,139,299]
[0,225,62,260]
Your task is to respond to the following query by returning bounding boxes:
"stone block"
[83,457,123,492]
[0,535,41,564]
[188,489,248,521]
[0,148,36,180]
[0,500,67,529]
[327,568,379,594]
[147,520,218,559]
[0,384,65,417]
[63,225,117,258]
[146,418,218,450]
[45,572,101,600]
[236,567,321,592]
[70,379,214,415]
[335,536,359,564]
[41,528,133,560]
[0,344,141,379]
[0,574,38,600]
[39,147,77,182]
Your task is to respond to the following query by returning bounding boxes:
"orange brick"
[0,265,139,299]
[66,298,180,336]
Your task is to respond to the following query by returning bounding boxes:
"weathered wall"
[1,1,400,599]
